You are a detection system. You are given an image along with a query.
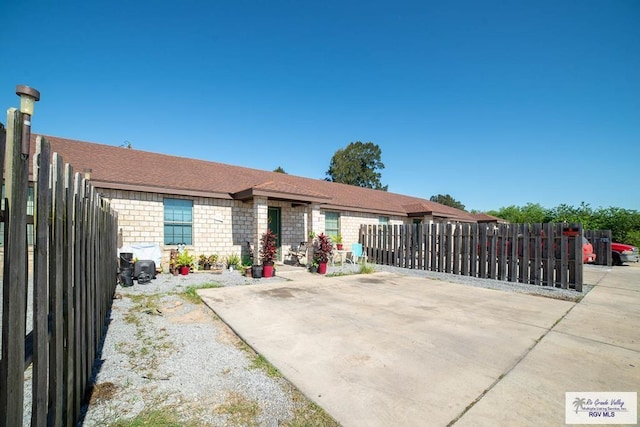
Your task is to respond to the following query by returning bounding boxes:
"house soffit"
[232,181,332,204]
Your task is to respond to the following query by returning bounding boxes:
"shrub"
[260,230,278,266]
[313,233,333,264]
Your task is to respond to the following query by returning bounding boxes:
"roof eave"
[91,180,233,199]
[232,187,332,204]
[320,203,407,217]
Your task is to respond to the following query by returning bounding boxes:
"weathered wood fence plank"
[32,138,51,426]
[359,221,595,291]
[1,108,29,427]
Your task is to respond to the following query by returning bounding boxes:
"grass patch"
[119,294,175,376]
[110,407,184,427]
[123,295,161,325]
[250,354,281,378]
[358,261,376,274]
[214,391,260,426]
[283,391,341,427]
[326,271,350,277]
[179,283,223,304]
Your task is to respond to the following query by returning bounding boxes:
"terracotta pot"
[179,266,190,275]
[317,262,327,274]
[337,244,343,250]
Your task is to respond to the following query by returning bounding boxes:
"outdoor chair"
[287,241,308,266]
[350,243,364,264]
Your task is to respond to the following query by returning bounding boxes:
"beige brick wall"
[102,189,256,270]
[101,188,420,269]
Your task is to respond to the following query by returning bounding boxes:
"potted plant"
[309,259,319,273]
[175,250,195,275]
[313,233,333,274]
[208,254,224,273]
[198,254,211,270]
[226,253,241,271]
[333,233,344,250]
[260,230,278,278]
[208,254,218,266]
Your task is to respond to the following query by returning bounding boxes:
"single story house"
[31,134,478,269]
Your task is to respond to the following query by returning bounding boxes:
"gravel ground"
[374,264,594,301]
[79,268,330,426]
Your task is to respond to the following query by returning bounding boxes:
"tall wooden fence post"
[0,107,29,427]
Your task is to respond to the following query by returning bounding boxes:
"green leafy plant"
[175,250,195,268]
[226,253,241,269]
[358,261,375,274]
[332,233,343,244]
[313,233,333,264]
[181,283,223,304]
[198,254,208,268]
[260,230,278,266]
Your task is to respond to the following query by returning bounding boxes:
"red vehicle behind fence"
[611,242,639,265]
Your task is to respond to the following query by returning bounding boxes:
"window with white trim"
[324,212,340,239]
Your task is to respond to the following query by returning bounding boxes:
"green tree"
[486,202,640,246]
[326,141,388,190]
[590,206,640,243]
[547,202,596,229]
[273,166,287,173]
[429,194,466,211]
[486,203,550,224]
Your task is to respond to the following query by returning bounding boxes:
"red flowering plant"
[260,230,278,266]
[313,233,334,264]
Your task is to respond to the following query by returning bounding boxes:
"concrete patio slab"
[554,285,640,351]
[456,330,639,426]
[457,264,640,426]
[199,272,575,426]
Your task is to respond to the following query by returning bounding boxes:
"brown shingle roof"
[31,134,477,221]
[470,213,508,223]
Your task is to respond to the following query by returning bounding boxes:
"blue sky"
[1,1,638,212]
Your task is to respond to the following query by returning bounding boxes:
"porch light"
[15,85,40,116]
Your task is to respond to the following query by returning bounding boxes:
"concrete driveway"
[197,265,640,426]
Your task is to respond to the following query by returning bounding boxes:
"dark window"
[164,198,193,245]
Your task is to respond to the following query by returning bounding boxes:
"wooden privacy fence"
[0,108,118,426]
[585,229,613,267]
[359,222,586,291]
